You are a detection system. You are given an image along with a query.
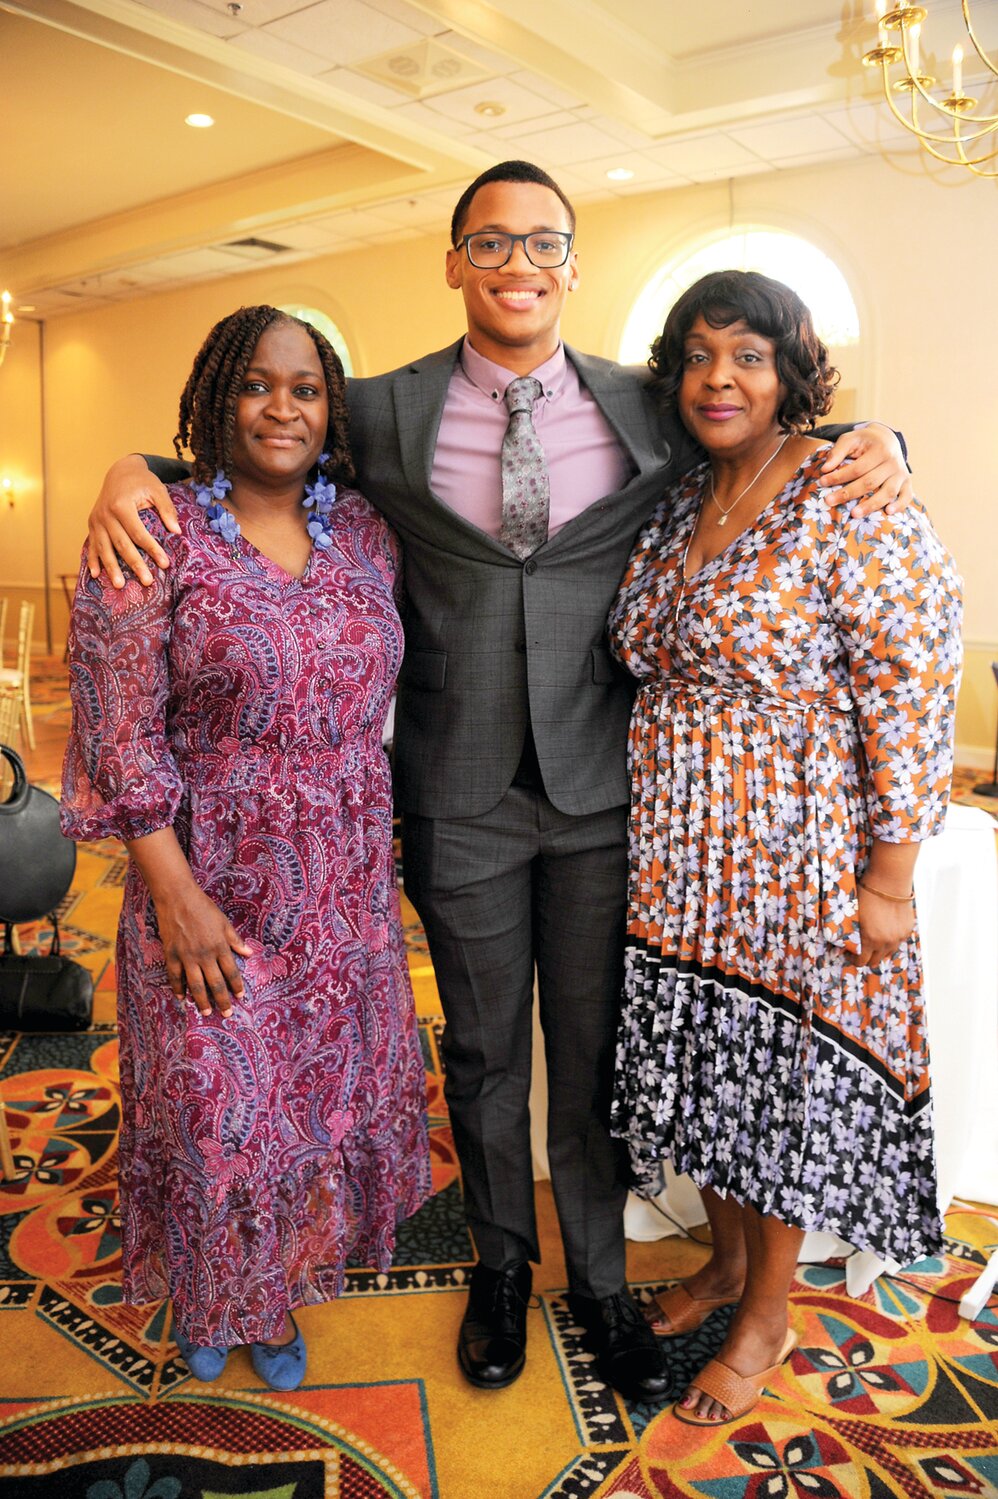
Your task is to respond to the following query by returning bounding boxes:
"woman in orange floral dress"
[607,270,962,1426]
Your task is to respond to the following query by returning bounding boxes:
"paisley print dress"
[62,485,431,1345]
[607,449,962,1265]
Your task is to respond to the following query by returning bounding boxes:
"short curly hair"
[648,270,839,434]
[174,304,354,486]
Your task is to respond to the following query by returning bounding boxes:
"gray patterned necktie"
[499,376,550,559]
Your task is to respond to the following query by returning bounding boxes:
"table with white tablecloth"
[530,803,998,1297]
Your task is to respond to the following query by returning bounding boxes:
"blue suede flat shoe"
[250,1313,307,1391]
[174,1328,229,1382]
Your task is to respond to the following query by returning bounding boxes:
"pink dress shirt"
[430,340,632,542]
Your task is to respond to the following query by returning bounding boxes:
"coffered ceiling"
[1,0,981,317]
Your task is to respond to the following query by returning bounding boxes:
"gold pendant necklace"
[709,433,790,526]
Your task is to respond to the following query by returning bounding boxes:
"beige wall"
[1,151,995,758]
[0,319,47,652]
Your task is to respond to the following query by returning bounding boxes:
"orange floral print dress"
[607,448,962,1264]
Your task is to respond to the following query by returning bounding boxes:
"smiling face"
[445,179,579,373]
[678,315,785,458]
[230,319,328,491]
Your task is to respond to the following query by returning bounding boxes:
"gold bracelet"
[858,881,914,904]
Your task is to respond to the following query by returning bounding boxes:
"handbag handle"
[0,744,29,816]
[3,916,60,957]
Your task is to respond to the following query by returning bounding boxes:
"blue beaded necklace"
[192,456,337,551]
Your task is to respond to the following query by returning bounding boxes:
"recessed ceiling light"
[16,305,35,313]
[185,113,215,129]
[474,101,506,118]
[606,167,635,181]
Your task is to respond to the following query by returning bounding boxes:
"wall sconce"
[0,292,12,369]
[1,478,13,509]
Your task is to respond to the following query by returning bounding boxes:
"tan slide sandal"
[673,1329,799,1426]
[644,1283,740,1337]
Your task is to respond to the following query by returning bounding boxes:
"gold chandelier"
[862,1,998,177]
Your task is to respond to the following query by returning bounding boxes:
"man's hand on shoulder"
[88,455,181,588]
[820,422,912,519]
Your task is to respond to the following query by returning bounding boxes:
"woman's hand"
[153,881,251,1018]
[856,884,915,967]
[87,455,180,589]
[125,828,251,1017]
[821,423,911,518]
[856,840,919,966]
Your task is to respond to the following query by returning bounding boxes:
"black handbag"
[0,920,93,1031]
[0,743,77,923]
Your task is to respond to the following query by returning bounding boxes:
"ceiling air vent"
[220,238,292,259]
[356,38,492,99]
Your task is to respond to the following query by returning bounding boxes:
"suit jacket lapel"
[384,339,676,561]
[566,345,669,474]
[390,340,515,562]
[393,343,460,501]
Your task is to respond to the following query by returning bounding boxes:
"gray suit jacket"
[347,341,700,820]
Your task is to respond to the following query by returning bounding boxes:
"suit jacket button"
[524,560,537,575]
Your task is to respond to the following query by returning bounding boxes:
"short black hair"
[174,305,354,486]
[648,269,840,433]
[450,160,576,245]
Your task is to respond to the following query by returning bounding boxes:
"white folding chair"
[0,601,35,750]
[0,687,20,748]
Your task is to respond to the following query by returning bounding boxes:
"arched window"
[279,304,353,377]
[618,230,860,369]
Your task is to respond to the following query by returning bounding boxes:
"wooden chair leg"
[0,1103,16,1182]
[20,689,35,752]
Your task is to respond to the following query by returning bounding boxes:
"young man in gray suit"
[87,161,909,1403]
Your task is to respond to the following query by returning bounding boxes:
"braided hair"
[174,305,355,486]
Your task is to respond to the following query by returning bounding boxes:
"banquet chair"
[0,601,35,751]
[0,709,20,1178]
[0,686,19,748]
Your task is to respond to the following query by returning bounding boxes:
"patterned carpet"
[0,663,996,1497]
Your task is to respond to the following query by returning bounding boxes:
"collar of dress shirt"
[459,337,567,405]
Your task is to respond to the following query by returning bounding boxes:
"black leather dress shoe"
[457,1261,532,1389]
[568,1288,669,1403]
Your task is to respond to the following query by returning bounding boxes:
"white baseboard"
[956,743,997,773]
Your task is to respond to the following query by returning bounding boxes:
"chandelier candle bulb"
[909,22,920,75]
[876,0,887,45]
[952,44,963,97]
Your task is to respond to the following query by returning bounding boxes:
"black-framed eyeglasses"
[457,231,574,269]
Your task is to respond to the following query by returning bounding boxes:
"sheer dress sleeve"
[366,494,404,607]
[61,525,184,843]
[822,501,963,843]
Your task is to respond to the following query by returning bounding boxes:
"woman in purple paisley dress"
[62,306,431,1388]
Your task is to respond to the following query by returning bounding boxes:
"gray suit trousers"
[402,787,630,1298]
